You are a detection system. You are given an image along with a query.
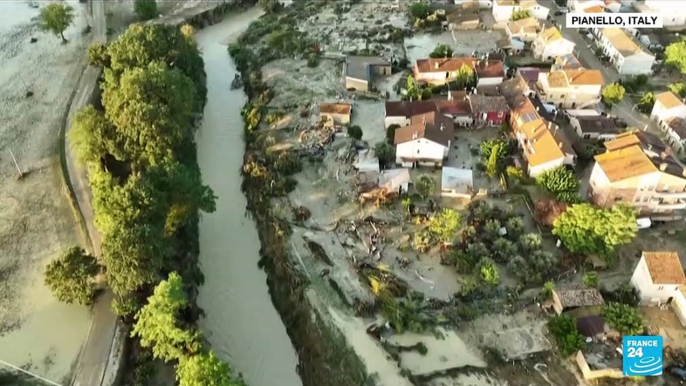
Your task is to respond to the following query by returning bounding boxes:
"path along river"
[195,8,303,386]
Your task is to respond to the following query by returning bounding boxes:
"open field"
[0,1,94,382]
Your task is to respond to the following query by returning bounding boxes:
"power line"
[0,358,64,386]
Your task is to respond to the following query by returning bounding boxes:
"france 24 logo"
[622,336,663,376]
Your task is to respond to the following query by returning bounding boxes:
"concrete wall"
[620,53,655,76]
[396,138,446,165]
[576,351,625,380]
[631,256,681,304]
[528,157,564,177]
[346,77,369,91]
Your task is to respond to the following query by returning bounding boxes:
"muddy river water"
[194,8,303,386]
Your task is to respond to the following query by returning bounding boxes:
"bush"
[534,199,568,226]
[583,271,599,288]
[602,303,644,336]
[547,315,584,356]
[374,142,395,168]
[386,124,400,143]
[478,260,499,286]
[536,166,579,196]
[415,174,435,198]
[602,83,625,106]
[44,246,102,305]
[347,125,363,140]
[134,0,158,20]
[428,209,462,244]
[87,42,110,67]
[409,2,431,19]
[429,44,453,58]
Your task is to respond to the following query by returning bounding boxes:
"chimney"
[558,142,563,148]
[435,61,440,69]
[548,121,552,129]
[448,90,453,101]
[660,163,668,171]
[412,132,418,140]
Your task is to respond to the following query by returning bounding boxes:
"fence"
[575,351,625,381]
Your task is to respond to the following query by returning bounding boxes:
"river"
[194,8,303,386]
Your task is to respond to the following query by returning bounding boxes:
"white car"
[636,218,652,230]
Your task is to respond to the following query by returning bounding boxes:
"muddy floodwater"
[194,8,303,386]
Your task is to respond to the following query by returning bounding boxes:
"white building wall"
[652,103,686,122]
[395,138,446,165]
[631,256,682,304]
[528,157,564,177]
[385,116,410,129]
[492,4,515,22]
[534,39,576,60]
[528,5,550,20]
[619,53,655,76]
[477,77,505,86]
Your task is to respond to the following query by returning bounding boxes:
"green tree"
[429,44,453,58]
[479,139,507,162]
[547,315,584,356]
[456,64,475,88]
[637,92,656,114]
[511,10,531,21]
[506,166,525,182]
[415,174,435,198]
[669,82,686,98]
[602,83,625,106]
[44,246,102,305]
[479,260,499,286]
[428,209,462,244]
[258,0,283,14]
[176,351,240,386]
[541,281,555,299]
[553,204,637,258]
[665,38,686,74]
[409,1,431,19]
[68,106,121,165]
[102,62,197,165]
[505,217,524,239]
[347,125,363,140]
[602,303,644,336]
[134,0,158,20]
[374,142,395,167]
[39,3,75,43]
[491,238,517,264]
[88,43,110,67]
[536,166,579,196]
[583,271,599,288]
[386,124,400,143]
[132,272,201,362]
[486,143,502,178]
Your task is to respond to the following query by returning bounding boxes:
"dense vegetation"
[61,23,242,384]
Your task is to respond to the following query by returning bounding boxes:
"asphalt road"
[66,1,119,386]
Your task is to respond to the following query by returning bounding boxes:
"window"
[659,286,665,291]
[560,95,566,99]
[634,196,641,202]
[498,111,504,118]
[614,196,623,202]
[642,196,649,203]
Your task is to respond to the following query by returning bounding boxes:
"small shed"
[378,169,412,195]
[354,149,380,173]
[320,103,352,125]
[441,167,474,198]
[552,287,605,315]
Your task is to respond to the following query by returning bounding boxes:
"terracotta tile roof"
[643,252,686,285]
[555,286,605,308]
[320,103,352,115]
[537,27,563,44]
[511,98,566,166]
[565,69,604,85]
[601,28,650,57]
[603,132,640,151]
[436,99,473,115]
[385,94,470,118]
[468,95,509,113]
[546,71,568,88]
[584,5,605,12]
[394,111,454,147]
[655,91,684,110]
[476,60,505,79]
[594,144,657,182]
[415,57,477,74]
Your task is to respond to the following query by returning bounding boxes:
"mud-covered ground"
[242,2,584,386]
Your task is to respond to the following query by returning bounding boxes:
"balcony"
[650,198,686,210]
[652,191,686,199]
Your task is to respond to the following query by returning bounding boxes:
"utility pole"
[0,358,64,386]
[9,149,24,179]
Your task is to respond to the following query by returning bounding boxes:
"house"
[510,97,576,176]
[467,94,509,126]
[378,169,412,194]
[517,67,549,89]
[394,112,454,167]
[588,132,686,218]
[384,93,471,128]
[531,27,576,61]
[650,91,686,123]
[319,103,352,125]
[664,118,686,155]
[499,74,534,106]
[594,28,655,75]
[636,0,686,27]
[552,287,605,315]
[475,60,505,87]
[570,0,605,10]
[604,0,622,12]
[631,251,686,304]
[413,57,477,86]
[345,56,392,92]
[535,69,604,109]
[492,0,549,22]
[570,115,625,141]
[506,17,540,43]
[441,167,474,198]
[446,11,481,30]
[552,54,583,70]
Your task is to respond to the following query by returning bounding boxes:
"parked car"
[668,366,686,381]
[554,10,564,16]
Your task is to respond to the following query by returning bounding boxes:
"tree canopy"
[428,209,462,244]
[602,83,625,106]
[429,44,453,58]
[602,303,644,336]
[132,272,201,362]
[415,175,435,198]
[69,106,121,165]
[134,0,158,20]
[177,351,242,386]
[40,3,74,43]
[665,38,686,74]
[44,247,102,305]
[552,204,637,258]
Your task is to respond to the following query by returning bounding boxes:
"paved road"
[66,1,120,386]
